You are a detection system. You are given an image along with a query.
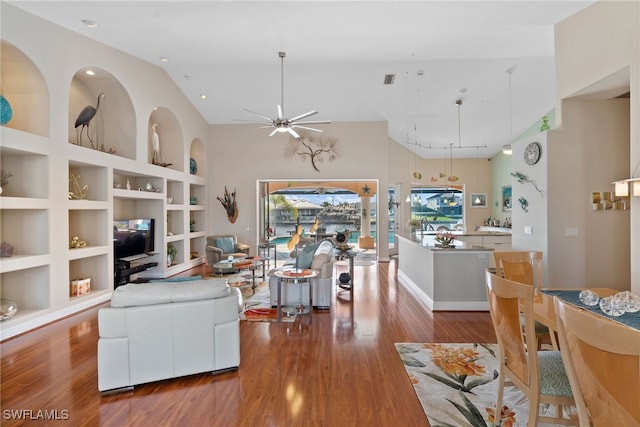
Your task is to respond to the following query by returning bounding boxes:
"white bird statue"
[151,123,161,164]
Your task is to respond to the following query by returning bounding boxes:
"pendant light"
[474,146,482,205]
[447,99,461,182]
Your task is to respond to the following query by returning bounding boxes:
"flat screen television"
[113,218,155,260]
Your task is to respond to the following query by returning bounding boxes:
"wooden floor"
[0,258,496,426]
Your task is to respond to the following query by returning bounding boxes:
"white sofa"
[268,240,334,309]
[97,279,242,392]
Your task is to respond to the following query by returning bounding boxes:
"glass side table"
[257,241,277,274]
[335,249,356,302]
[273,269,317,323]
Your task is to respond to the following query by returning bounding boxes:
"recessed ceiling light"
[200,94,207,100]
[159,56,169,63]
[85,70,95,76]
[81,19,98,29]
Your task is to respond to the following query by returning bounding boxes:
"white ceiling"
[10,0,598,158]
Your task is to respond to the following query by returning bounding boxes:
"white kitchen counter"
[396,235,492,311]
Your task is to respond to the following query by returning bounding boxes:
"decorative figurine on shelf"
[167,244,176,267]
[74,93,104,149]
[0,241,14,257]
[216,186,238,223]
[68,172,89,200]
[0,95,13,125]
[190,196,197,205]
[0,298,18,320]
[150,123,172,167]
[151,122,162,165]
[0,169,12,195]
[69,236,87,249]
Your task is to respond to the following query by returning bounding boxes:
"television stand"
[115,258,159,288]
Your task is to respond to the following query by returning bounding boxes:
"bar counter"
[396,234,494,311]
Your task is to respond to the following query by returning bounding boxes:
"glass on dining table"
[579,289,600,306]
[599,295,626,317]
[613,291,640,313]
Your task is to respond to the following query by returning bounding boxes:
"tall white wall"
[554,0,639,291]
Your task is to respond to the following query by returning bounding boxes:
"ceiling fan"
[240,52,330,139]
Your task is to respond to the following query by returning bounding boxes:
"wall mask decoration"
[217,186,238,223]
[285,131,339,172]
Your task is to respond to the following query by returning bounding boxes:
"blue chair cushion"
[215,237,235,254]
[538,350,573,398]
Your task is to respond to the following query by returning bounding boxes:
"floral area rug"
[243,308,296,323]
[234,280,297,323]
[395,343,530,427]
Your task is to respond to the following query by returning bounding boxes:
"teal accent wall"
[491,151,512,223]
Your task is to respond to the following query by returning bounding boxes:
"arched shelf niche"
[0,40,49,137]
[189,138,206,177]
[148,107,183,172]
[69,67,135,159]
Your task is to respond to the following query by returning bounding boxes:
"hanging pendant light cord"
[280,52,285,116]
[457,100,462,149]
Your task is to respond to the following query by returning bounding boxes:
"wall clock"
[524,142,542,165]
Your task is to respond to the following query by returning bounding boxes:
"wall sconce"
[633,179,640,197]
[502,144,512,155]
[613,161,640,197]
[613,180,629,197]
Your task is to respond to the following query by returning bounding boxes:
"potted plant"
[409,218,421,234]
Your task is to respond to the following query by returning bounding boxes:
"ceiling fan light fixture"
[240,51,330,138]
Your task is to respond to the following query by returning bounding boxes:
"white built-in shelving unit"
[0,40,207,340]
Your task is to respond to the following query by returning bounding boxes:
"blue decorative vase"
[190,157,198,175]
[0,95,13,125]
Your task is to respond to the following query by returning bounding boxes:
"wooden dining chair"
[493,251,543,288]
[554,298,640,427]
[485,269,578,426]
[493,251,556,349]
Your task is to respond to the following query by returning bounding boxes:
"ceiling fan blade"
[233,118,272,124]
[291,125,323,133]
[268,128,279,137]
[291,119,331,125]
[289,110,318,122]
[277,105,284,120]
[243,108,274,123]
[287,127,301,139]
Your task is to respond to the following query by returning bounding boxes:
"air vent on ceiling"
[383,74,396,85]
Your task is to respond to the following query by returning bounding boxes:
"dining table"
[533,287,638,332]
